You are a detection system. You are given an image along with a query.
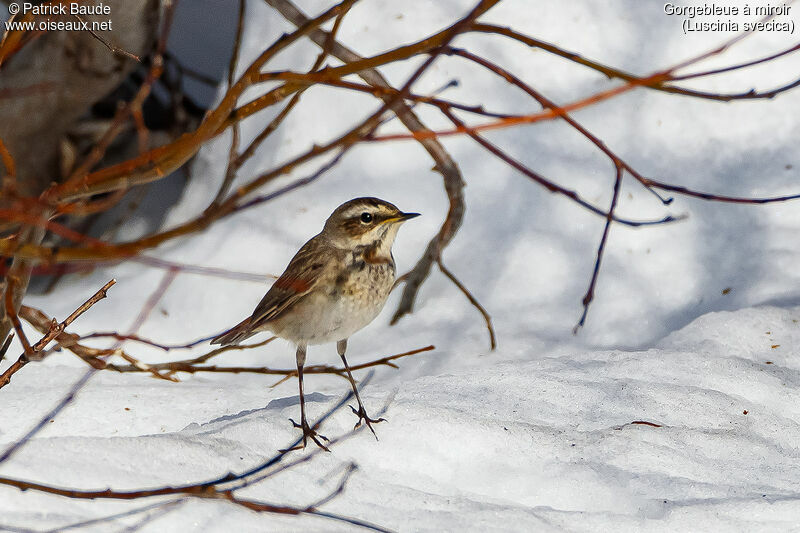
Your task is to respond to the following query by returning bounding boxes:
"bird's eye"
[360,212,373,223]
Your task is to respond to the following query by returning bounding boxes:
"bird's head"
[322,197,419,249]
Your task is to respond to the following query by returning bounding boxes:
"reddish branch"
[472,23,800,102]
[0,333,13,362]
[0,0,799,343]
[0,279,115,389]
[4,276,33,356]
[0,269,175,467]
[0,136,16,192]
[264,0,475,338]
[17,298,434,383]
[62,3,174,188]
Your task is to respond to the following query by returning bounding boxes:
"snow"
[3,0,800,531]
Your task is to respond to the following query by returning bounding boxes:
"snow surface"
[3,0,800,531]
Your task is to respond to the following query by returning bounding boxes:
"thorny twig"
[0,279,115,390]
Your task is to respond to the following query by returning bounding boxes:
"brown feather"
[210,317,254,345]
[246,234,333,332]
[364,244,393,265]
[212,197,406,346]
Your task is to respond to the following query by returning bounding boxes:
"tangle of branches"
[0,0,799,527]
[0,0,796,350]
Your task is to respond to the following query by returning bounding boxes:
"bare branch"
[0,333,12,363]
[4,276,33,357]
[0,279,115,390]
[436,260,496,350]
[574,164,624,333]
[74,14,142,62]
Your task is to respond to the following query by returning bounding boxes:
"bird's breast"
[331,254,395,301]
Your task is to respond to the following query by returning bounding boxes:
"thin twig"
[74,14,142,62]
[3,276,33,357]
[0,136,16,193]
[48,499,187,533]
[446,47,670,204]
[211,0,248,206]
[436,259,496,350]
[218,0,353,203]
[0,279,116,469]
[0,269,169,467]
[0,279,115,390]
[105,344,434,384]
[574,163,624,333]
[0,333,13,363]
[437,108,677,227]
[78,330,270,352]
[64,3,175,186]
[34,280,117,352]
[472,23,800,102]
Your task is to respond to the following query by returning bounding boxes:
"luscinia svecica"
[212,197,419,449]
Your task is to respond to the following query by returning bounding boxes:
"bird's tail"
[210,317,256,346]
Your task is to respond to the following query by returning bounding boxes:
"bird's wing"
[248,235,331,328]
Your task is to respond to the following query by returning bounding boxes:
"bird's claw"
[349,404,386,437]
[286,418,330,452]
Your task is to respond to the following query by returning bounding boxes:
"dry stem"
[0,279,115,389]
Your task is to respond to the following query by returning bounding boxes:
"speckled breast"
[268,256,396,346]
[324,258,396,339]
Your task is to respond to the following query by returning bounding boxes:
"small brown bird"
[212,197,419,449]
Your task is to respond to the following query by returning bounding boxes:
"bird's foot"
[350,404,386,438]
[285,418,330,452]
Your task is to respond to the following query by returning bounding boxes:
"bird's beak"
[383,212,420,225]
[398,212,420,221]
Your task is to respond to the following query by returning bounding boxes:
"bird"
[211,197,419,450]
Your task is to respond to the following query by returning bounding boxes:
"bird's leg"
[288,344,329,451]
[337,339,385,438]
